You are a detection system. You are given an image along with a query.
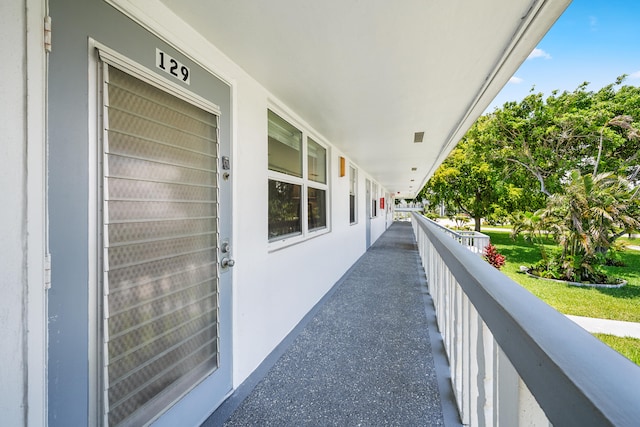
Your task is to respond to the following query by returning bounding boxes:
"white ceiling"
[159,0,570,198]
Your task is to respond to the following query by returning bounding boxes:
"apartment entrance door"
[97,53,232,426]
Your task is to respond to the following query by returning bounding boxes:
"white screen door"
[101,63,225,426]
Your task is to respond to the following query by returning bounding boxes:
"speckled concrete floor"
[205,222,458,427]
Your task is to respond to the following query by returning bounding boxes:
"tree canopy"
[419,77,640,233]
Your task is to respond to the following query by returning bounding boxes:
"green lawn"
[482,229,640,366]
[593,334,640,365]
[484,230,640,323]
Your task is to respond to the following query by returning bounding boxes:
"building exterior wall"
[3,0,574,424]
[44,0,389,424]
[0,3,28,424]
[1,1,47,426]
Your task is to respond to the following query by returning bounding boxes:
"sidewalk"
[566,315,640,339]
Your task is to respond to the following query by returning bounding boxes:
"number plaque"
[156,48,190,85]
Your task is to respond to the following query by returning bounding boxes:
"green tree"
[533,170,639,282]
[420,116,545,230]
[486,78,640,196]
[421,77,640,242]
[419,118,513,231]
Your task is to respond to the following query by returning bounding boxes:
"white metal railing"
[411,212,640,427]
[395,202,424,212]
[421,217,490,256]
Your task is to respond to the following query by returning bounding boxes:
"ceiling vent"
[413,132,425,143]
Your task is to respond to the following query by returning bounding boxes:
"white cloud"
[509,76,524,84]
[528,48,551,60]
[630,70,640,79]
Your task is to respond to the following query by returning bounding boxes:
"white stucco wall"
[3,0,390,420]
[4,1,389,420]
[116,0,391,388]
[230,85,385,384]
[228,63,389,385]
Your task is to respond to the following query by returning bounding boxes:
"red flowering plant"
[483,243,506,269]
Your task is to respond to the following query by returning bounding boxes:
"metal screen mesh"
[103,66,219,426]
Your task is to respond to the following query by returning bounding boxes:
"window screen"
[103,65,220,426]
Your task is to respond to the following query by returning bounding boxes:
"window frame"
[267,108,330,249]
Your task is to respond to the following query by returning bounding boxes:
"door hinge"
[44,15,52,53]
[44,253,52,290]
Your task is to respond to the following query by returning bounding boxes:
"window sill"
[268,227,331,253]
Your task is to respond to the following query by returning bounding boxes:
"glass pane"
[372,183,378,217]
[308,187,327,231]
[268,110,302,177]
[268,179,302,239]
[349,194,356,224]
[307,137,326,183]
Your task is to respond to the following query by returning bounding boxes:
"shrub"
[449,213,471,230]
[527,254,618,284]
[483,243,506,269]
[424,211,440,221]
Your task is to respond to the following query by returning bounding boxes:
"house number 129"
[156,48,190,85]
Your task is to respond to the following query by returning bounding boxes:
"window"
[349,165,357,224]
[268,110,328,242]
[371,182,378,217]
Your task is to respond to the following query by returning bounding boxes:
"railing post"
[480,322,495,427]
[453,277,464,417]
[496,347,518,426]
[517,380,551,427]
[469,305,480,426]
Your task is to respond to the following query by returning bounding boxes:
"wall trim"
[26,0,48,424]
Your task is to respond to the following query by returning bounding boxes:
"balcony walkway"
[204,222,461,426]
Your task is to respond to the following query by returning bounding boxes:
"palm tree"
[539,170,638,281]
[511,210,548,260]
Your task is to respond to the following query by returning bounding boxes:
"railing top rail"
[456,230,488,238]
[412,212,640,427]
[394,207,424,212]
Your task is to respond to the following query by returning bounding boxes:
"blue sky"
[486,0,640,112]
